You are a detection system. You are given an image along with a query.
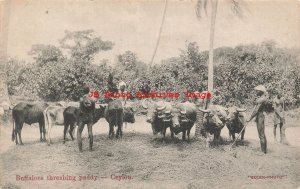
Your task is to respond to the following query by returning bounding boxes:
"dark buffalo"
[12,102,49,145]
[123,106,136,124]
[104,99,135,139]
[226,106,247,141]
[62,104,106,143]
[142,99,174,140]
[171,101,197,141]
[199,105,227,147]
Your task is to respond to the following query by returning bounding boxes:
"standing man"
[247,85,269,154]
[118,79,127,106]
[273,93,286,143]
[77,85,96,152]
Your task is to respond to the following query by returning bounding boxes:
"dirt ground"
[0,112,300,189]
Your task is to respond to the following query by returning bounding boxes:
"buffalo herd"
[10,98,247,151]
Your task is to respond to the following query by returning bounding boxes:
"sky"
[5,0,300,65]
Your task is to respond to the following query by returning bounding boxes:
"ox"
[12,102,49,145]
[171,101,197,141]
[142,99,174,140]
[104,99,135,139]
[44,104,106,145]
[226,106,247,141]
[199,105,228,147]
[63,105,106,143]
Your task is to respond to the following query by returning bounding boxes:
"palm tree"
[194,0,242,138]
[148,0,168,72]
[195,0,242,92]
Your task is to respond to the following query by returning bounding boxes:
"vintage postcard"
[0,0,299,188]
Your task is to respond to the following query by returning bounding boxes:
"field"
[0,110,300,189]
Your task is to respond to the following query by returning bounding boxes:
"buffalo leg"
[187,128,191,141]
[39,122,44,142]
[170,130,174,139]
[241,128,245,141]
[41,119,46,141]
[162,127,167,141]
[14,122,19,145]
[205,132,210,148]
[63,122,69,144]
[214,130,221,146]
[182,130,186,141]
[47,114,53,145]
[87,122,93,151]
[77,122,85,152]
[18,123,24,145]
[69,123,75,141]
[109,124,115,139]
[116,123,123,139]
[232,133,236,142]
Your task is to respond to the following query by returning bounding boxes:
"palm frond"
[231,0,243,18]
[195,0,208,20]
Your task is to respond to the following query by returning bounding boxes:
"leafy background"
[5,30,300,109]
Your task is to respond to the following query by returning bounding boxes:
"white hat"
[254,85,267,93]
[118,81,126,90]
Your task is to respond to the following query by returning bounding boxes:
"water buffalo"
[44,104,106,145]
[43,105,65,145]
[63,104,106,143]
[142,99,174,140]
[226,106,247,141]
[12,102,49,145]
[123,106,136,124]
[199,105,227,147]
[105,99,135,139]
[171,101,197,141]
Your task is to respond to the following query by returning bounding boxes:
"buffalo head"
[226,106,247,123]
[199,108,223,128]
[124,107,135,123]
[142,99,167,123]
[94,103,107,123]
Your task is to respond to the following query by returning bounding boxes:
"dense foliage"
[5,30,300,108]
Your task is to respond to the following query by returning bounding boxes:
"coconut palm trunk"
[208,0,218,93]
[195,0,218,138]
[148,0,168,72]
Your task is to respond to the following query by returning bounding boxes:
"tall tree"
[28,44,64,65]
[148,0,168,71]
[195,0,242,92]
[194,0,242,138]
[59,30,114,63]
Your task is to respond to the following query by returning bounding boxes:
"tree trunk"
[208,0,218,93]
[195,0,218,138]
[148,0,168,72]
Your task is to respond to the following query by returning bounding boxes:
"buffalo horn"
[199,108,210,113]
[156,101,166,111]
[142,99,149,109]
[236,108,247,112]
[180,105,187,114]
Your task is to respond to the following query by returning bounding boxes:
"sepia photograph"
[0,0,299,188]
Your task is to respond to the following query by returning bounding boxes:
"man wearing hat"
[247,85,269,154]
